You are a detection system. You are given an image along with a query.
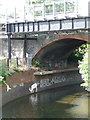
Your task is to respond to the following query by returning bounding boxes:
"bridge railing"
[33,1,77,21]
[6,17,90,33]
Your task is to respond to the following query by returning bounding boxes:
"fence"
[33,1,77,20]
[0,57,32,69]
[0,57,23,68]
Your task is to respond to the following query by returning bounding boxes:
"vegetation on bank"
[68,43,87,62]
[0,60,26,85]
[68,43,90,90]
[32,59,53,71]
[0,64,13,84]
[78,44,90,91]
[0,64,13,91]
[0,62,28,91]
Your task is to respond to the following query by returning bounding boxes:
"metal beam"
[8,34,11,59]
[10,37,37,40]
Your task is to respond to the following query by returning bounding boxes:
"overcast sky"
[0,0,25,8]
[0,0,89,16]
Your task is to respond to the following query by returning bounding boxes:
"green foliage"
[26,0,75,16]
[66,2,74,12]
[32,59,45,68]
[34,10,42,16]
[32,59,41,67]
[55,3,64,13]
[68,43,87,62]
[13,66,26,72]
[45,5,53,14]
[32,0,52,4]
[79,44,90,85]
[0,64,13,84]
[68,43,90,91]
[13,67,21,72]
[45,0,52,3]
[47,67,52,71]
[32,0,42,4]
[26,0,73,4]
[26,0,44,4]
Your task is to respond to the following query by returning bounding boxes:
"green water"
[2,85,90,118]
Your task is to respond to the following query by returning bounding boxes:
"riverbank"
[1,67,84,106]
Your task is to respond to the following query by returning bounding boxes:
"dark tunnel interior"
[33,38,86,68]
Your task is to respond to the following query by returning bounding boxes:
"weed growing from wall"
[0,64,13,84]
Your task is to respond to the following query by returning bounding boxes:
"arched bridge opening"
[32,38,86,69]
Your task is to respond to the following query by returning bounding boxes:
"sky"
[0,0,90,22]
[0,0,89,13]
[0,0,26,22]
[0,0,89,8]
[0,0,25,8]
[78,0,89,16]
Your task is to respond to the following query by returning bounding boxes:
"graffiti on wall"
[29,76,66,93]
[40,76,66,88]
[29,72,81,93]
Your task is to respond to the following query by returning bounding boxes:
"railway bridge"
[6,16,90,69]
[2,16,90,105]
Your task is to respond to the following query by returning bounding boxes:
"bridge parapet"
[6,17,90,34]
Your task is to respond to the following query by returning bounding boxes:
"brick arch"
[32,40,86,69]
[32,33,88,62]
[55,33,90,42]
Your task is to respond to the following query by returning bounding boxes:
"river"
[2,85,90,118]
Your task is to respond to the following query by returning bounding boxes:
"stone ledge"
[34,67,79,76]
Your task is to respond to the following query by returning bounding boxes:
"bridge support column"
[8,34,11,59]
[23,39,27,59]
[22,35,27,66]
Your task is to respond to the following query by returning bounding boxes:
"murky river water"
[2,85,90,118]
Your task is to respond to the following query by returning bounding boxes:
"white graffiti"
[40,76,66,88]
[29,82,39,93]
[29,73,79,90]
[19,83,24,87]
[40,78,50,88]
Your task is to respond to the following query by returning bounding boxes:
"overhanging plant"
[0,64,13,91]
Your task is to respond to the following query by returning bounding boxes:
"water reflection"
[2,85,90,118]
[58,93,89,118]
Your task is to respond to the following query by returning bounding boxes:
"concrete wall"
[0,38,24,58]
[0,38,8,57]
[2,69,34,106]
[33,68,83,93]
[2,68,83,106]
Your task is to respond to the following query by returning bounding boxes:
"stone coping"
[34,67,79,76]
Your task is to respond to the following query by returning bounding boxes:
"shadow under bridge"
[32,38,86,69]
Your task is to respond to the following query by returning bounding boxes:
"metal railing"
[6,17,90,33]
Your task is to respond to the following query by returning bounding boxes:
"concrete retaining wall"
[2,68,83,106]
[32,68,83,93]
